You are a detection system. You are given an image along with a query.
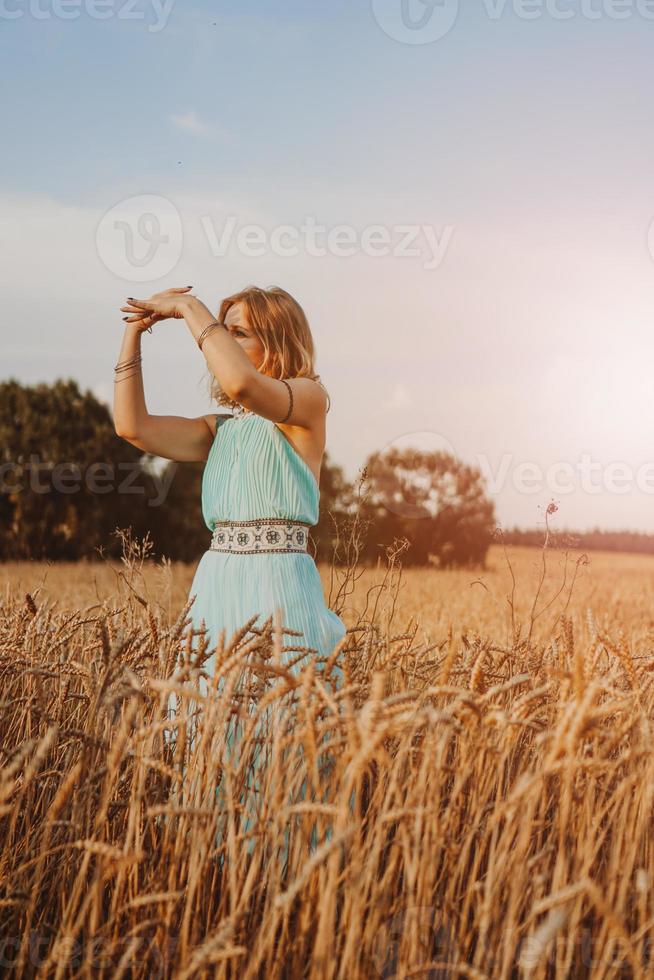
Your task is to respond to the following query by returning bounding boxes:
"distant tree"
[0,378,175,561]
[311,450,354,563]
[358,447,496,569]
[150,458,209,562]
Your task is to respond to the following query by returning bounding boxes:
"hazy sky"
[2,0,654,532]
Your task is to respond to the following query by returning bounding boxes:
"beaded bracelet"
[279,379,293,423]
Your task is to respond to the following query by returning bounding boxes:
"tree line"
[0,377,559,570]
[498,526,654,556]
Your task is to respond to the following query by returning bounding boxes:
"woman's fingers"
[149,287,193,300]
[119,288,189,321]
[121,302,156,315]
[122,310,160,324]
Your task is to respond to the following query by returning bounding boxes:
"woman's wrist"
[178,294,206,316]
[179,295,222,343]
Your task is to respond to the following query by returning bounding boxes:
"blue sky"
[3,0,654,531]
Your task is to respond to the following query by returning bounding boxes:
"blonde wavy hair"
[205,285,331,413]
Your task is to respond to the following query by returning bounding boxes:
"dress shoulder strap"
[215,413,233,431]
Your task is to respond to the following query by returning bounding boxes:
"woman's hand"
[120,286,195,332]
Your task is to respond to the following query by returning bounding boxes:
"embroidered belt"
[210,518,310,554]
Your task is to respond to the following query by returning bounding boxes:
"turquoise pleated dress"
[172,406,347,865]
[186,407,347,671]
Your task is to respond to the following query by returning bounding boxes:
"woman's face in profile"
[222,302,266,372]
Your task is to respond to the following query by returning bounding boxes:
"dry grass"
[2,528,654,978]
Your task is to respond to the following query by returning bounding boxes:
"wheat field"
[2,536,654,978]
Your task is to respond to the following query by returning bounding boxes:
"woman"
[113,285,346,860]
[114,283,347,675]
